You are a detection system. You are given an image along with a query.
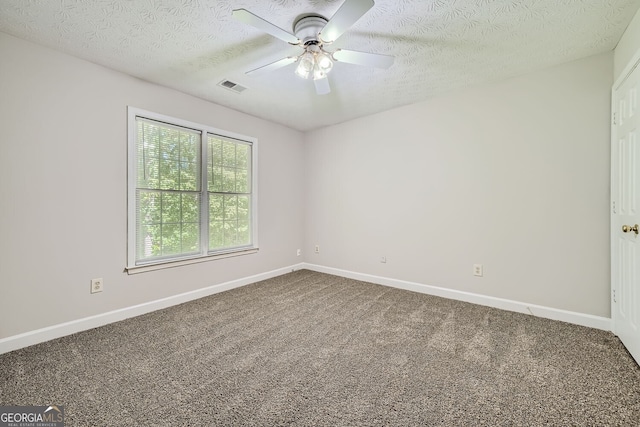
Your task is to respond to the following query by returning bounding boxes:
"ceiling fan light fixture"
[316,51,334,72]
[295,51,315,79]
[313,63,327,81]
[295,63,310,79]
[296,48,334,80]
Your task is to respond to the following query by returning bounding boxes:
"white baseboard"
[0,262,610,355]
[302,263,612,331]
[0,264,304,355]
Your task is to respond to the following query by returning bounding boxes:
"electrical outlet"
[91,278,103,294]
[473,264,483,277]
[296,249,301,256]
[315,245,320,253]
[381,256,386,263]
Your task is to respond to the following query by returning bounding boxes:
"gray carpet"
[1,269,639,426]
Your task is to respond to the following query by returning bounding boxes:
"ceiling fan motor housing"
[294,16,328,45]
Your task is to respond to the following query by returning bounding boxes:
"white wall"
[0,33,305,340]
[304,52,613,317]
[614,7,640,80]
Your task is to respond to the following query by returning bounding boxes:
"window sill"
[125,248,259,275]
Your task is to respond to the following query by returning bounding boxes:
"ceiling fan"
[232,0,394,95]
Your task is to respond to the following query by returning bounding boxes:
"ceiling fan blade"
[314,77,331,95]
[333,49,394,68]
[232,9,300,45]
[319,0,374,43]
[246,57,298,76]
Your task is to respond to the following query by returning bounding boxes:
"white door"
[612,55,640,365]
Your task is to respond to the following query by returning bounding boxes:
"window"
[127,107,257,271]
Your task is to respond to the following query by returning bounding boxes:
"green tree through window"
[208,136,252,251]
[130,113,254,267]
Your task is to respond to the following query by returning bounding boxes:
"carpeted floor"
[1,269,639,426]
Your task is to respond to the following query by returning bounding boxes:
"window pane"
[209,194,224,222]
[182,193,199,223]
[161,193,180,223]
[137,118,201,192]
[207,136,252,195]
[160,157,183,190]
[222,167,236,193]
[141,122,160,157]
[236,144,249,168]
[224,222,238,247]
[137,224,160,259]
[237,220,250,245]
[136,189,201,262]
[237,196,249,221]
[223,195,237,221]
[179,131,199,191]
[138,190,161,225]
[205,136,253,254]
[209,220,224,249]
[210,166,223,193]
[180,161,198,191]
[137,121,160,189]
[161,223,181,256]
[208,195,252,251]
[163,128,180,160]
[182,222,200,253]
[140,158,159,189]
[210,138,223,166]
[236,169,249,193]
[181,132,198,162]
[222,141,236,167]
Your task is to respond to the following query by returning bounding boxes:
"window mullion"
[200,132,209,256]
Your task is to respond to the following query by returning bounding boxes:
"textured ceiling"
[1,0,639,131]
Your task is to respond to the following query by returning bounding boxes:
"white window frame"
[126,107,258,273]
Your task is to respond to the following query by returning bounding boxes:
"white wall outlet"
[315,245,320,253]
[91,278,103,293]
[296,249,301,256]
[381,256,387,263]
[473,264,483,277]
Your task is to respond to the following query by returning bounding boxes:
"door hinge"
[613,200,617,214]
[613,112,617,125]
[613,289,617,303]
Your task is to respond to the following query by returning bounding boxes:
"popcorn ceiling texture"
[1,270,639,425]
[0,0,638,130]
